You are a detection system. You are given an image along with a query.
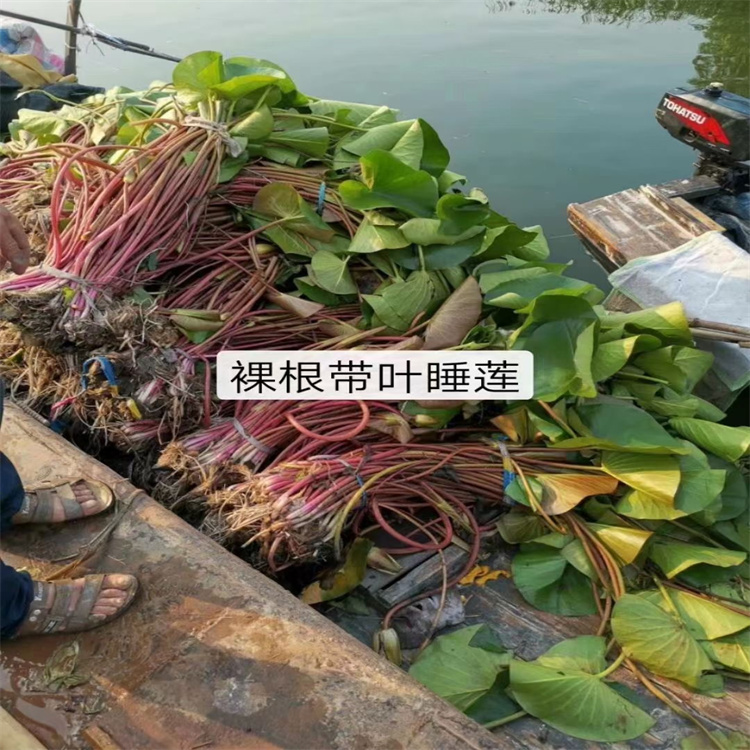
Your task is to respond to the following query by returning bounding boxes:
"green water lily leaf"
[711,459,749,522]
[555,401,687,454]
[485,274,599,310]
[702,630,750,674]
[508,659,654,742]
[423,277,482,350]
[514,225,551,261]
[468,625,511,656]
[339,150,438,217]
[587,523,653,565]
[510,295,599,401]
[681,730,750,750]
[294,277,349,306]
[496,509,548,545]
[268,127,329,159]
[600,302,693,345]
[253,183,334,240]
[649,542,746,579]
[436,193,491,234]
[591,335,661,382]
[363,271,434,332]
[218,152,249,183]
[602,451,680,503]
[533,473,620,515]
[347,218,409,253]
[612,594,717,691]
[400,218,483,246]
[535,635,607,674]
[172,50,224,95]
[308,98,398,126]
[670,419,750,463]
[641,589,750,641]
[409,625,510,711]
[310,251,357,295]
[214,56,296,99]
[512,545,598,616]
[465,672,520,725]
[229,105,274,141]
[388,232,485,271]
[337,119,448,175]
[438,169,467,192]
[615,442,726,520]
[474,224,538,261]
[634,346,714,393]
[299,538,373,604]
[561,538,599,580]
[477,264,548,294]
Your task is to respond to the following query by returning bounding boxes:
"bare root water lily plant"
[1,50,748,746]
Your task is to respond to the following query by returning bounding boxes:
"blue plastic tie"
[338,458,368,508]
[503,471,517,491]
[316,182,327,215]
[81,356,119,392]
[50,419,66,434]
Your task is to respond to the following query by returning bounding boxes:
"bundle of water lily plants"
[1,51,749,746]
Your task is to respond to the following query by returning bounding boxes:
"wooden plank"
[568,183,724,271]
[361,550,433,595]
[377,545,467,608]
[657,174,720,200]
[82,725,124,750]
[671,195,726,232]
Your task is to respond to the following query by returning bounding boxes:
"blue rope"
[339,458,368,508]
[316,182,327,215]
[81,356,119,393]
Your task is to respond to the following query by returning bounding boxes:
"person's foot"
[15,574,138,637]
[11,479,114,525]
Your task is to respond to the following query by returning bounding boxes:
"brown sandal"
[12,479,114,525]
[16,575,139,637]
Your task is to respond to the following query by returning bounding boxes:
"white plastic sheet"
[608,231,750,406]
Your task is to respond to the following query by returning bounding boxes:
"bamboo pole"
[64,0,83,76]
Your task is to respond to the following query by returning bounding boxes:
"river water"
[7,0,749,283]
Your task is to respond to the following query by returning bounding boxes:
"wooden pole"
[63,0,82,76]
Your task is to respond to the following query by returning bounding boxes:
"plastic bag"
[0,20,64,73]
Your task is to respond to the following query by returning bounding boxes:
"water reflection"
[488,0,750,96]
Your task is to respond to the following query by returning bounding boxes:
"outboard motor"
[656,84,750,249]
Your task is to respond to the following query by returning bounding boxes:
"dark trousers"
[0,384,34,638]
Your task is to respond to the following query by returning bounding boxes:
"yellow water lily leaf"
[588,523,653,565]
[535,473,620,515]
